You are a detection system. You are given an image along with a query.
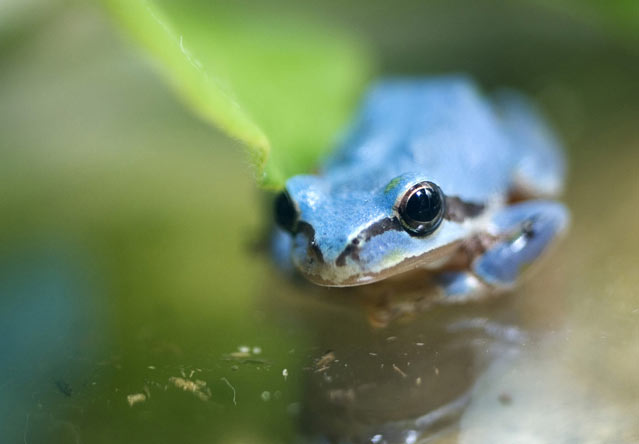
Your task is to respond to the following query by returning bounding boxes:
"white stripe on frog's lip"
[333,195,486,270]
[335,216,403,267]
[301,240,463,287]
[291,195,493,287]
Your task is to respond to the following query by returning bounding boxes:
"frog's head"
[274,173,479,287]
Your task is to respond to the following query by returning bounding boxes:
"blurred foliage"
[0,4,309,442]
[104,0,372,189]
[101,0,639,191]
[529,0,639,44]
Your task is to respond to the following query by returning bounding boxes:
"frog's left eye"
[397,181,445,236]
[274,191,299,234]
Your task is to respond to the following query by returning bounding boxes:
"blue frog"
[272,76,568,301]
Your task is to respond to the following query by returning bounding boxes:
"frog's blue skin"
[273,76,569,300]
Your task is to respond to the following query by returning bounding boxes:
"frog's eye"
[397,181,445,236]
[274,191,299,234]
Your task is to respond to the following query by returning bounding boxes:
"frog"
[271,75,568,302]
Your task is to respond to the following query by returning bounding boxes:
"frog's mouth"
[298,240,462,287]
[291,215,463,287]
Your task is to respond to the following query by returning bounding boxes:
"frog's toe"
[474,200,569,287]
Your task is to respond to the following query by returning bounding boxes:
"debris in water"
[230,347,251,359]
[23,413,30,444]
[127,393,146,407]
[282,368,288,381]
[416,377,422,386]
[392,364,407,378]
[220,377,237,405]
[261,391,271,401]
[315,351,336,371]
[55,380,72,397]
[498,393,513,405]
[147,365,156,370]
[169,377,211,401]
[229,351,250,359]
[226,346,270,363]
[225,355,270,365]
[434,367,440,376]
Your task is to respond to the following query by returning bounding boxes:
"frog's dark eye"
[274,191,299,234]
[397,181,445,236]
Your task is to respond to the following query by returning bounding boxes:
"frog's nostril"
[308,239,324,264]
[295,221,324,264]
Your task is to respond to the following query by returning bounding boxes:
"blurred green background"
[0,0,637,443]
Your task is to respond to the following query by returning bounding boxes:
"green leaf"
[104,0,373,189]
[525,0,639,46]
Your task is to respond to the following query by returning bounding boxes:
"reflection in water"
[270,281,530,443]
[0,244,105,443]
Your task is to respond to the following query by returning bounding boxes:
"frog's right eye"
[274,191,299,234]
[396,181,445,236]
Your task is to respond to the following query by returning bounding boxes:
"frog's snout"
[289,223,365,286]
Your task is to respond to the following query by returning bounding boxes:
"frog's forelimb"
[436,200,569,303]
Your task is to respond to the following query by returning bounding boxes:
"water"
[0,2,638,443]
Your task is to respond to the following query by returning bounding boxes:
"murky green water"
[1,2,638,443]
